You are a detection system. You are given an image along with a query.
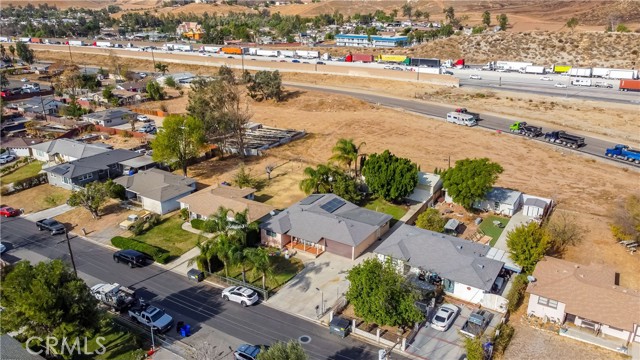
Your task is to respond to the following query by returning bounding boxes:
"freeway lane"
[1,217,406,360]
[286,83,638,169]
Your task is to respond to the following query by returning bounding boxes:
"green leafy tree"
[0,72,9,88]
[0,260,101,355]
[610,194,640,241]
[332,171,362,203]
[146,80,166,101]
[401,3,412,19]
[8,44,15,61]
[464,337,485,360]
[346,258,424,327]
[154,62,169,75]
[257,340,308,360]
[233,163,266,190]
[506,222,550,273]
[218,65,236,85]
[443,6,456,24]
[566,17,579,32]
[163,75,177,89]
[415,208,446,232]
[15,41,35,64]
[616,23,631,32]
[482,11,491,27]
[151,114,206,176]
[188,240,215,273]
[330,138,365,176]
[244,247,273,289]
[441,158,504,209]
[67,181,110,218]
[105,178,126,199]
[247,70,284,102]
[362,150,419,202]
[496,13,509,30]
[299,164,334,194]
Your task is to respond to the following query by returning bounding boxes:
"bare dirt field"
[54,199,134,235]
[1,185,70,214]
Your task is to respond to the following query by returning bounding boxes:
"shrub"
[493,323,515,355]
[505,274,528,312]
[191,219,205,230]
[180,208,189,220]
[131,222,145,236]
[111,236,170,264]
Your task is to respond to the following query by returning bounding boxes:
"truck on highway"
[30,38,43,44]
[619,79,640,91]
[592,68,611,78]
[442,59,465,68]
[568,68,592,77]
[509,121,543,137]
[221,47,246,55]
[455,108,480,120]
[553,64,571,74]
[446,112,477,126]
[520,65,546,74]
[279,50,296,58]
[128,300,174,333]
[571,78,591,87]
[594,81,613,88]
[295,50,319,58]
[376,54,409,64]
[416,67,441,74]
[36,218,66,235]
[495,61,533,72]
[346,53,374,63]
[68,40,84,46]
[199,45,220,53]
[605,145,640,164]
[410,58,440,67]
[460,309,493,338]
[94,41,113,48]
[18,37,31,43]
[607,69,638,80]
[544,130,586,148]
[256,49,279,57]
[91,283,137,312]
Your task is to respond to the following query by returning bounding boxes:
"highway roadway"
[0,216,406,360]
[286,83,639,169]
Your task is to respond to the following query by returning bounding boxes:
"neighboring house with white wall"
[115,168,196,214]
[30,138,112,164]
[527,256,640,344]
[375,224,507,311]
[472,187,523,216]
[0,137,43,157]
[178,185,275,222]
[406,172,442,207]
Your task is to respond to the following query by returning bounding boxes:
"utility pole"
[67,43,73,63]
[150,47,156,69]
[64,229,78,276]
[241,51,245,73]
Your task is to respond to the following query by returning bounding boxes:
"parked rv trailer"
[607,69,638,80]
[279,50,296,58]
[295,50,320,58]
[256,49,279,57]
[568,68,592,77]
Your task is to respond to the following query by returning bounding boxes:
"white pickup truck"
[128,301,174,333]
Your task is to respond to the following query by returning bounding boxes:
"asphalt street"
[285,83,639,169]
[0,216,409,360]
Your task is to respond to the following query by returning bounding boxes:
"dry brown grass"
[1,185,71,215]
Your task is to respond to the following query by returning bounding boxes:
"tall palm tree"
[187,239,214,273]
[205,206,233,235]
[244,247,273,290]
[330,138,366,176]
[299,164,334,194]
[211,235,239,278]
[231,209,260,246]
[231,247,252,284]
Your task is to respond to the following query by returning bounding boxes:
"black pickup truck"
[36,218,66,235]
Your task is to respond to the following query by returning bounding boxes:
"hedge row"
[111,236,170,264]
[505,274,528,313]
[190,219,205,230]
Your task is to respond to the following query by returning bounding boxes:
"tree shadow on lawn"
[221,255,306,292]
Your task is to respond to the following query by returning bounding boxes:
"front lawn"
[363,197,408,220]
[133,215,199,257]
[0,161,43,186]
[79,318,148,360]
[219,254,304,292]
[0,184,70,214]
[479,215,510,247]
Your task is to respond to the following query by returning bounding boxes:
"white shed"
[522,196,551,218]
[473,187,523,217]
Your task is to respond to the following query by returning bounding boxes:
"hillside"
[111,3,255,19]
[324,31,640,68]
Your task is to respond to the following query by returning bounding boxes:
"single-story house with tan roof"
[115,168,196,214]
[527,256,640,344]
[178,185,275,223]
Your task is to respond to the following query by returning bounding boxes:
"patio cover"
[486,247,522,273]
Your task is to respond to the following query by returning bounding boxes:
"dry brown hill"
[322,31,640,68]
[111,3,255,19]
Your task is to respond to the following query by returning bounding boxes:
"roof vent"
[478,264,484,269]
[457,245,463,250]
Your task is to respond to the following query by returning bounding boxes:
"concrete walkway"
[22,204,73,221]
[493,210,534,252]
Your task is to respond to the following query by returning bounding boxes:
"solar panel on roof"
[300,194,323,205]
[320,198,346,213]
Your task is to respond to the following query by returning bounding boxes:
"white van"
[571,78,591,87]
[446,112,477,127]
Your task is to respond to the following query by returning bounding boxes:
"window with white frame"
[537,296,559,309]
[265,230,276,237]
[78,173,93,181]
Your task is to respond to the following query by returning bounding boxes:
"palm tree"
[231,209,260,246]
[244,247,273,290]
[187,239,214,273]
[231,247,252,284]
[330,138,366,177]
[299,164,334,195]
[212,235,239,278]
[205,206,234,235]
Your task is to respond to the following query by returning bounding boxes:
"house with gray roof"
[16,96,66,115]
[115,168,196,214]
[375,224,506,308]
[260,194,392,260]
[472,187,523,216]
[31,138,112,164]
[0,334,42,360]
[82,108,137,127]
[44,149,141,190]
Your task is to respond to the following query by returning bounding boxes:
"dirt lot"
[54,199,138,235]
[1,185,70,214]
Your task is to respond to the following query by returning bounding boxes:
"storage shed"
[522,196,551,218]
[473,187,522,217]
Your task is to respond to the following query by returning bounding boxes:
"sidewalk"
[22,204,73,221]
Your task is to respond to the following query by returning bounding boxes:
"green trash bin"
[329,316,351,338]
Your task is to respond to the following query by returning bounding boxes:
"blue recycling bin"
[184,324,191,336]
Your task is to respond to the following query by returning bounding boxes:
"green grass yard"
[0,161,43,186]
[219,255,304,292]
[363,197,408,220]
[479,215,510,247]
[133,215,200,257]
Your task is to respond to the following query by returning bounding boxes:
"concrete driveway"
[23,204,73,221]
[265,252,369,322]
[406,303,502,360]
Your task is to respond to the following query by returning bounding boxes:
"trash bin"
[329,316,351,338]
[187,268,204,282]
[184,324,191,337]
[176,321,184,335]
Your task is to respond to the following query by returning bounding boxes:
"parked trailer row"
[619,79,640,91]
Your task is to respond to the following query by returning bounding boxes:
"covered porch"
[286,237,325,258]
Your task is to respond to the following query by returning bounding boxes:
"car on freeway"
[222,286,260,307]
[234,344,261,360]
[430,303,460,331]
[317,61,326,65]
[291,59,300,63]
[0,206,20,217]
[540,76,552,81]
[469,74,482,80]
[279,60,286,62]
[554,82,567,88]
[0,242,6,254]
[303,61,310,64]
[0,154,16,164]
[443,70,454,75]
[136,115,151,122]
[227,56,234,59]
[138,72,147,78]
[21,78,29,82]
[496,68,507,72]
[384,65,393,69]
[138,124,156,133]
[113,249,147,268]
